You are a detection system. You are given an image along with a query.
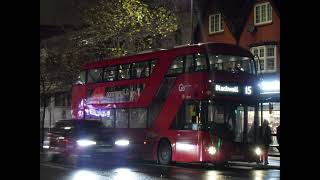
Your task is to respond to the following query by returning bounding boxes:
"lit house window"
[251,45,277,73]
[254,2,272,25]
[209,13,224,34]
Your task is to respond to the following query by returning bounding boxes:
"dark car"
[43,119,109,163]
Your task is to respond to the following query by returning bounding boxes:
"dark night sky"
[40,0,190,41]
[40,0,190,26]
[41,0,279,26]
[40,0,91,25]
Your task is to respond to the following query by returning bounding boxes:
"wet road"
[40,159,280,180]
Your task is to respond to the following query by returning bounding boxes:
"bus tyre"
[158,140,172,165]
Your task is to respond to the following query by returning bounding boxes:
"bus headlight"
[208,146,217,155]
[255,147,262,156]
[77,139,96,147]
[115,139,130,146]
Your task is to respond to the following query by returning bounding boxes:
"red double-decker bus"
[71,43,261,165]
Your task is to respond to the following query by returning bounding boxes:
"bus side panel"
[137,54,172,106]
[174,130,202,162]
[71,85,86,119]
[149,73,208,162]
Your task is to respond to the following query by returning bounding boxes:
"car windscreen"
[51,120,104,135]
[74,121,105,130]
[51,121,74,133]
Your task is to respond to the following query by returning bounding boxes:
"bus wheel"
[158,140,172,165]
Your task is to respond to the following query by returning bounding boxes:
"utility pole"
[190,0,194,44]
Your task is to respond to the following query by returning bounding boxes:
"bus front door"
[174,101,202,162]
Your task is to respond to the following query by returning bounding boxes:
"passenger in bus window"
[132,68,139,78]
[212,64,218,70]
[234,63,244,72]
[143,67,150,77]
[141,66,148,77]
[225,62,233,72]
[184,104,197,130]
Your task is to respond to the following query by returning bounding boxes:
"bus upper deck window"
[167,57,183,75]
[87,68,103,83]
[209,55,223,71]
[208,54,255,74]
[118,64,131,80]
[195,53,207,71]
[104,66,117,81]
[185,55,194,72]
[75,71,86,84]
[132,62,149,78]
[241,57,253,74]
[150,60,157,74]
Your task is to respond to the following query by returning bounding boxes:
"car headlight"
[77,139,96,147]
[115,139,130,146]
[43,140,50,149]
[254,147,262,156]
[208,146,217,155]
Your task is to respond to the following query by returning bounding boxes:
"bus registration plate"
[231,155,244,160]
[96,147,114,153]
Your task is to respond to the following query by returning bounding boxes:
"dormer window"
[254,2,272,25]
[209,13,224,34]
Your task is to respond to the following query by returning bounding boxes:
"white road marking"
[40,162,74,171]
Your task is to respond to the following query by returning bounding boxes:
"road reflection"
[113,168,138,180]
[253,170,264,180]
[41,159,280,180]
[71,170,99,180]
[206,171,219,180]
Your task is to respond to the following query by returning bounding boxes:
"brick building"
[195,0,280,151]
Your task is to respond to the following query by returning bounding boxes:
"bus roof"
[83,42,253,70]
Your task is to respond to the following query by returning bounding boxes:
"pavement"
[228,156,280,170]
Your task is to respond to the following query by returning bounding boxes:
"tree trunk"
[41,94,47,150]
